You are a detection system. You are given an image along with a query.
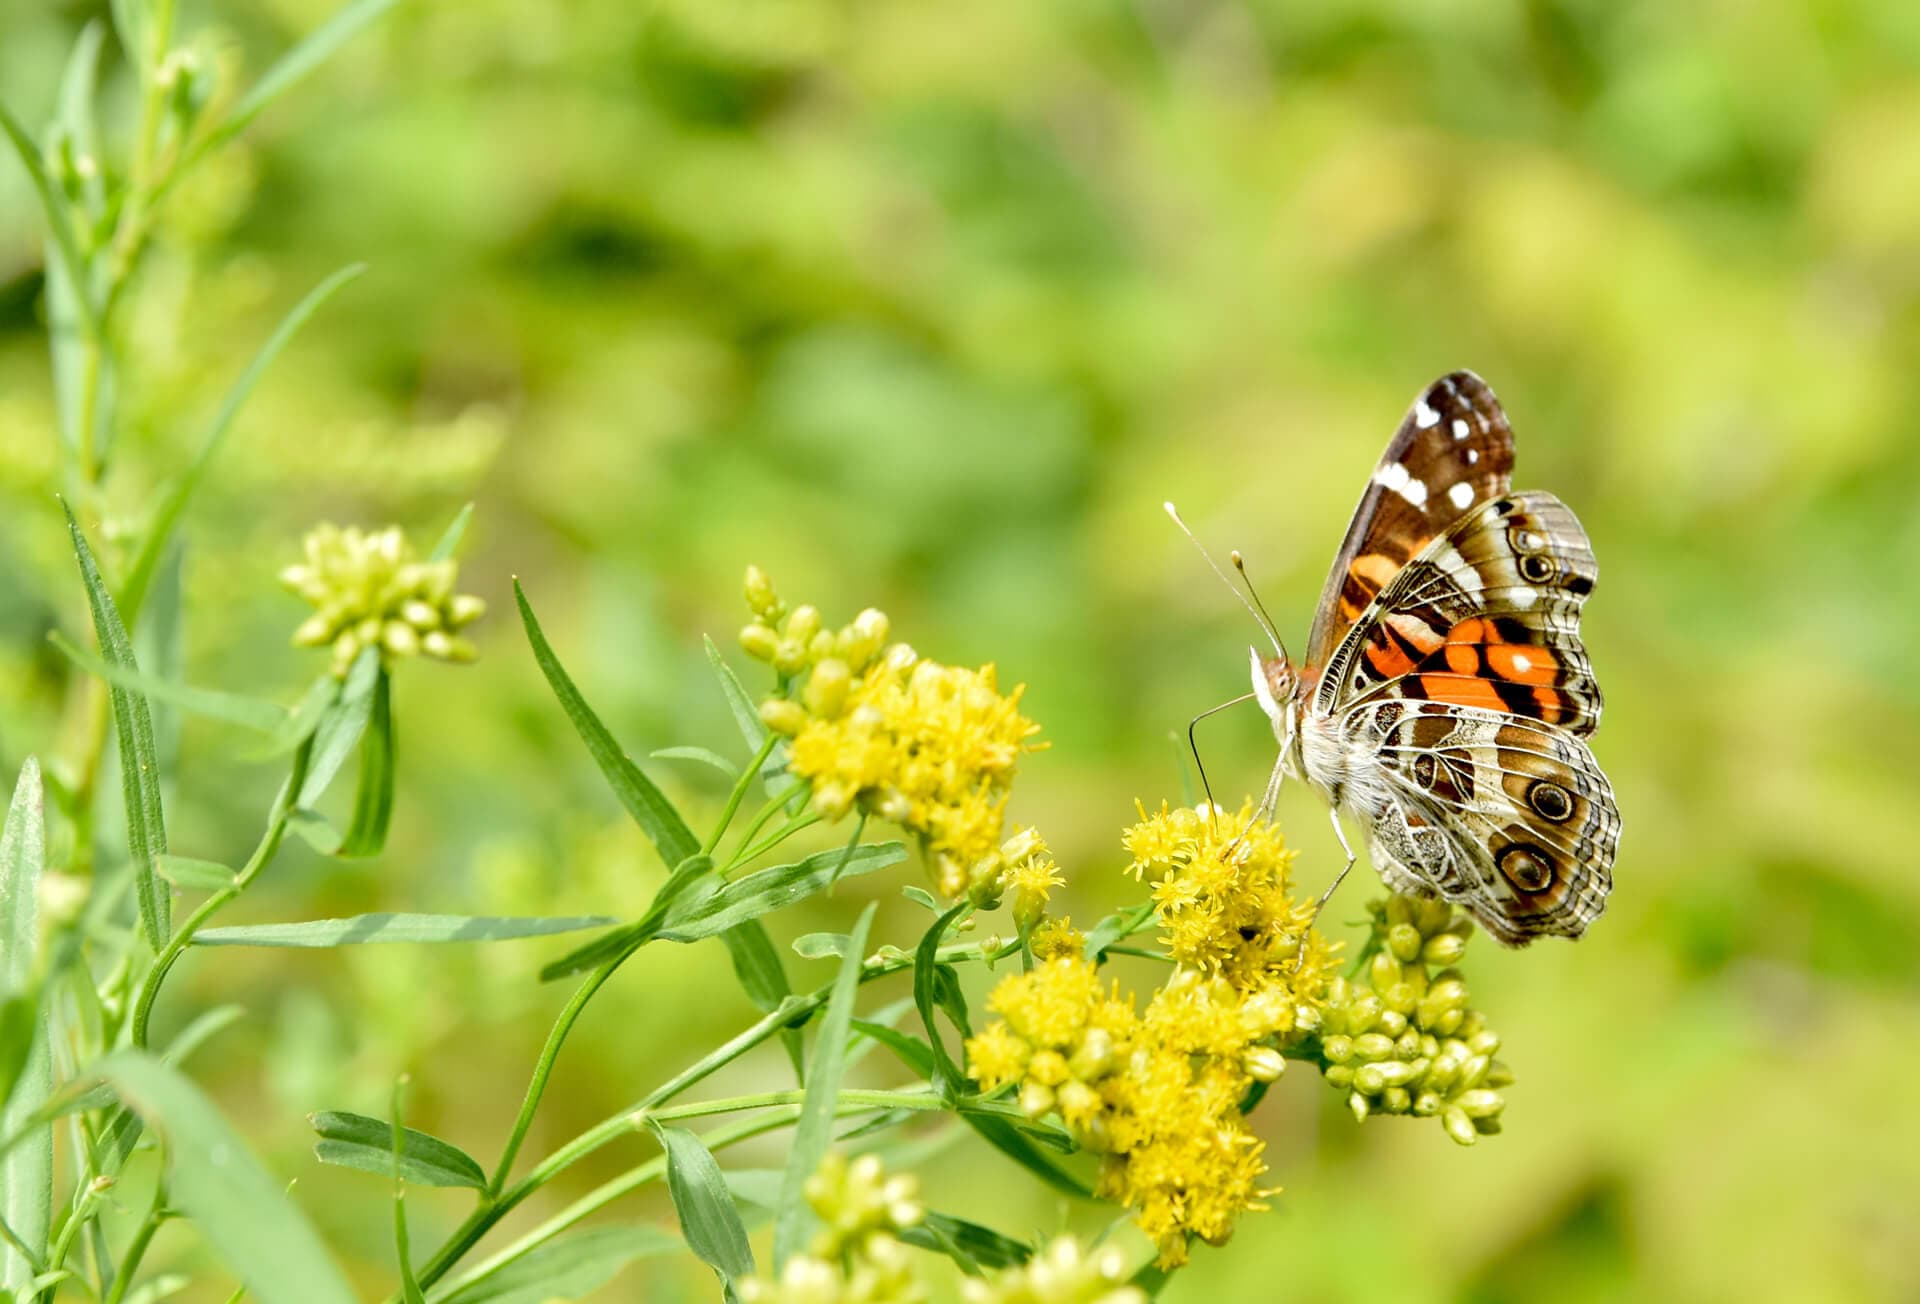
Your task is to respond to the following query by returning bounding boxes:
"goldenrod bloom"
[281,523,483,676]
[740,567,1043,899]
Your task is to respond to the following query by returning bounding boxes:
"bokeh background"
[5,1,1920,1300]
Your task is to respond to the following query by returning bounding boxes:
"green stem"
[484,954,627,1197]
[702,734,778,858]
[649,1087,940,1123]
[724,780,807,869]
[100,1185,165,1304]
[125,738,310,1049]
[729,812,822,870]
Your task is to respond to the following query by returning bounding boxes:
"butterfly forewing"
[1303,371,1515,682]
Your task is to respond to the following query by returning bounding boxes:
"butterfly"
[1176,370,1618,945]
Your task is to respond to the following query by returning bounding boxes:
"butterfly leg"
[1293,806,1358,972]
[1185,692,1257,834]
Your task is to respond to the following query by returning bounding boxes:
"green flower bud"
[1019,1080,1056,1119]
[740,624,780,661]
[1457,1089,1504,1120]
[1443,1106,1478,1147]
[1369,951,1403,991]
[1324,1064,1354,1089]
[1381,1086,1412,1114]
[1388,922,1423,963]
[803,659,851,717]
[784,604,822,645]
[1413,1091,1444,1116]
[1245,1047,1286,1083]
[1353,1033,1395,1062]
[759,699,809,736]
[1420,932,1467,966]
[1322,1034,1354,1064]
[773,639,808,674]
[1377,1009,1409,1038]
[1484,1060,1515,1089]
[744,565,780,618]
[1349,1091,1372,1123]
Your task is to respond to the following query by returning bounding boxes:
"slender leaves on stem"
[0,760,50,1295]
[197,915,619,949]
[340,667,395,857]
[65,506,169,950]
[774,901,877,1268]
[312,1112,487,1189]
[650,1125,754,1289]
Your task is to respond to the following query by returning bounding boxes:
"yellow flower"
[281,523,483,676]
[1029,917,1084,961]
[739,568,1043,899]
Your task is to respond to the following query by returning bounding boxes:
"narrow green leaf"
[196,914,618,949]
[958,1111,1089,1198]
[660,842,905,942]
[1131,1260,1175,1297]
[92,1051,357,1304]
[298,648,379,809]
[254,674,341,758]
[338,667,393,857]
[717,922,805,1079]
[649,746,738,780]
[792,933,847,960]
[47,23,106,458]
[65,508,169,950]
[426,502,474,563]
[0,760,49,1295]
[901,886,939,912]
[651,1124,755,1285]
[286,809,343,855]
[704,636,791,800]
[219,0,404,147]
[517,582,698,865]
[914,904,969,1098]
[120,265,365,625]
[154,855,236,892]
[899,1212,1033,1274]
[850,1019,936,1077]
[51,632,289,734]
[0,102,96,340]
[437,1225,680,1304]
[774,902,875,1268]
[310,1110,486,1190]
[391,1082,427,1304]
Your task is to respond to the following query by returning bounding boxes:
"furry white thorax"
[1249,644,1393,823]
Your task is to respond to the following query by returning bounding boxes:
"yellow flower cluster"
[740,567,1043,899]
[738,1153,925,1304]
[966,802,1335,1268]
[1123,800,1340,1001]
[281,524,484,676]
[1318,894,1513,1145]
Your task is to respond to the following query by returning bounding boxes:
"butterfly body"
[1242,372,1618,946]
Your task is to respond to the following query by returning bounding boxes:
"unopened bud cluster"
[739,563,894,707]
[1317,894,1512,1145]
[961,1238,1146,1304]
[281,524,484,676]
[737,1153,925,1304]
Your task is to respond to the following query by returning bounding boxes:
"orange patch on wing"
[1366,639,1417,678]
[1417,673,1507,713]
[1444,643,1480,675]
[1531,685,1567,724]
[1487,643,1557,685]
[1349,553,1401,590]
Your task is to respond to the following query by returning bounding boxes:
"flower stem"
[702,734,779,858]
[125,739,310,1049]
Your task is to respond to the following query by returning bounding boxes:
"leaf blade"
[773,901,876,1267]
[194,914,619,949]
[0,760,50,1294]
[49,632,289,734]
[659,842,906,942]
[309,1111,486,1189]
[651,1124,754,1285]
[517,582,698,866]
[65,507,169,949]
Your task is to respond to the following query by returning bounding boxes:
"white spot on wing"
[1452,418,1470,440]
[1373,461,1428,506]
[1448,481,1474,510]
[1508,585,1538,608]
[1511,652,1534,674]
[1466,448,1479,464]
[1415,400,1440,428]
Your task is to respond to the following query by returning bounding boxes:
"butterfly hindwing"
[1303,371,1515,681]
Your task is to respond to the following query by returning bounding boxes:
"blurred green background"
[5,0,1920,1300]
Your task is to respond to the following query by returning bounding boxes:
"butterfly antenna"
[1163,502,1287,659]
[1231,551,1287,655]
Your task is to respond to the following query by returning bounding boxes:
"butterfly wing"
[1315,491,1617,944]
[1303,371,1515,687]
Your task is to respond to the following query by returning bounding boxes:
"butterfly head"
[1249,645,1300,750]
